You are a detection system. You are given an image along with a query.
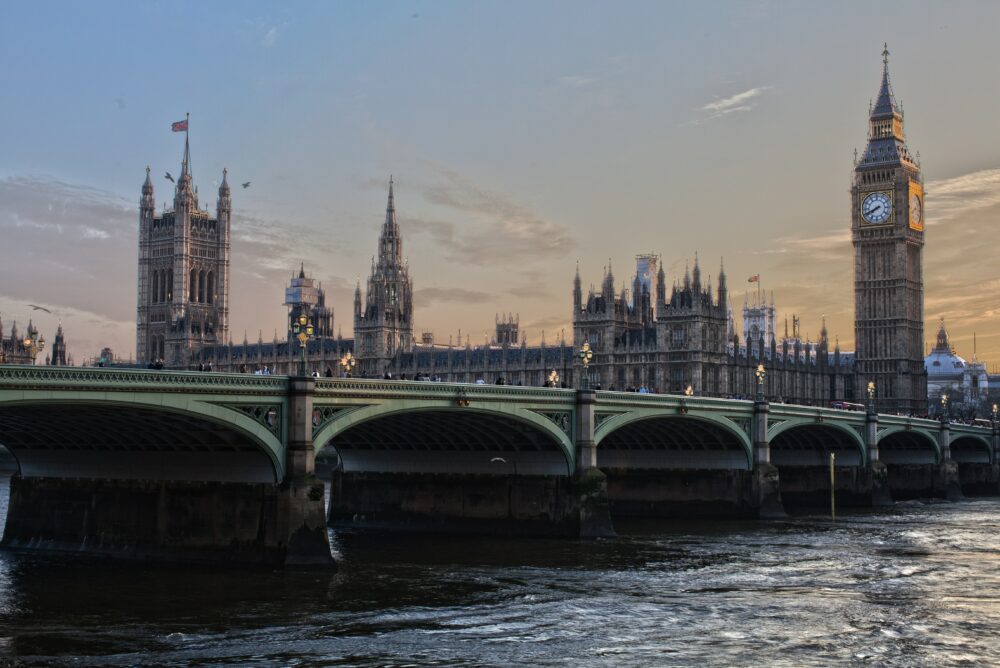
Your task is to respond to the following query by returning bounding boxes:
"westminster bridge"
[0,365,996,567]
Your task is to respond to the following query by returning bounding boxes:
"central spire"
[871,43,899,119]
[378,176,402,265]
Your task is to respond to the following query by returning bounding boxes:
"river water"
[0,481,999,667]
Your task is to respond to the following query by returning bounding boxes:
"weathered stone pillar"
[576,389,597,472]
[752,398,784,518]
[574,389,614,537]
[865,411,892,506]
[937,419,962,501]
[287,377,316,478]
[753,398,770,465]
[993,424,1000,493]
[278,377,336,567]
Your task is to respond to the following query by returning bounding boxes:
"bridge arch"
[0,398,284,483]
[877,427,940,465]
[950,434,992,464]
[314,404,575,476]
[769,420,867,466]
[595,412,752,470]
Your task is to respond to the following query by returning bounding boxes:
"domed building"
[925,320,988,414]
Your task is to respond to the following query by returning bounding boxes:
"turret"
[717,259,727,308]
[603,259,615,302]
[692,253,701,294]
[573,262,582,312]
[217,167,231,214]
[354,280,362,320]
[141,166,155,213]
[656,263,666,311]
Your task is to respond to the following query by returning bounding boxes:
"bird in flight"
[27,304,52,314]
[165,172,175,183]
[242,181,251,189]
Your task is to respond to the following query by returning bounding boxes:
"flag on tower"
[748,274,760,283]
[171,119,188,132]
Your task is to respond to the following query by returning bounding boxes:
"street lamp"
[754,364,766,402]
[579,341,593,390]
[867,380,876,414]
[940,393,949,422]
[291,313,314,377]
[22,331,45,365]
[684,385,694,397]
[340,351,356,378]
[548,369,559,388]
[992,403,998,424]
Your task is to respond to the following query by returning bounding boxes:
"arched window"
[198,270,206,304]
[207,272,215,304]
[166,269,173,301]
[151,272,159,304]
[190,269,197,302]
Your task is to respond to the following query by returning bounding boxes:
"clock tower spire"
[851,44,926,414]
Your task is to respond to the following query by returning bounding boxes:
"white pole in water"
[830,452,836,522]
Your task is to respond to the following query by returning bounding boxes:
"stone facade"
[136,133,231,368]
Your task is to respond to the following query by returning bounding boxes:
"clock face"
[862,192,892,224]
[910,193,922,226]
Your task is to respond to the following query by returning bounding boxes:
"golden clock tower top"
[858,43,917,170]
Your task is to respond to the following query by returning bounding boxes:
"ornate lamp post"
[22,331,45,366]
[339,351,356,378]
[866,380,876,415]
[940,393,949,422]
[579,341,593,390]
[548,369,559,388]
[684,385,694,397]
[992,403,998,425]
[291,313,314,377]
[754,363,766,402]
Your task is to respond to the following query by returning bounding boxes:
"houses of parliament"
[131,47,936,414]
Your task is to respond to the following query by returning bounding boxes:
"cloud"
[406,169,576,265]
[414,287,495,308]
[925,168,1000,226]
[687,86,772,124]
[509,285,550,299]
[260,26,277,48]
[523,315,570,332]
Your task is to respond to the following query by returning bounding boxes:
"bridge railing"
[0,365,288,393]
[313,377,577,403]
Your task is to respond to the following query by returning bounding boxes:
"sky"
[2,1,1000,366]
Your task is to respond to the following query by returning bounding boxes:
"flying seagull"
[27,304,52,314]
[165,172,175,183]
[241,181,251,189]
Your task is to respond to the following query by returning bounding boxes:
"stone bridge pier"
[319,382,614,538]
[0,368,333,568]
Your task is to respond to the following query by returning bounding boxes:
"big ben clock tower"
[852,45,927,415]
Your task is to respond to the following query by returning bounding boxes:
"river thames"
[0,482,999,666]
